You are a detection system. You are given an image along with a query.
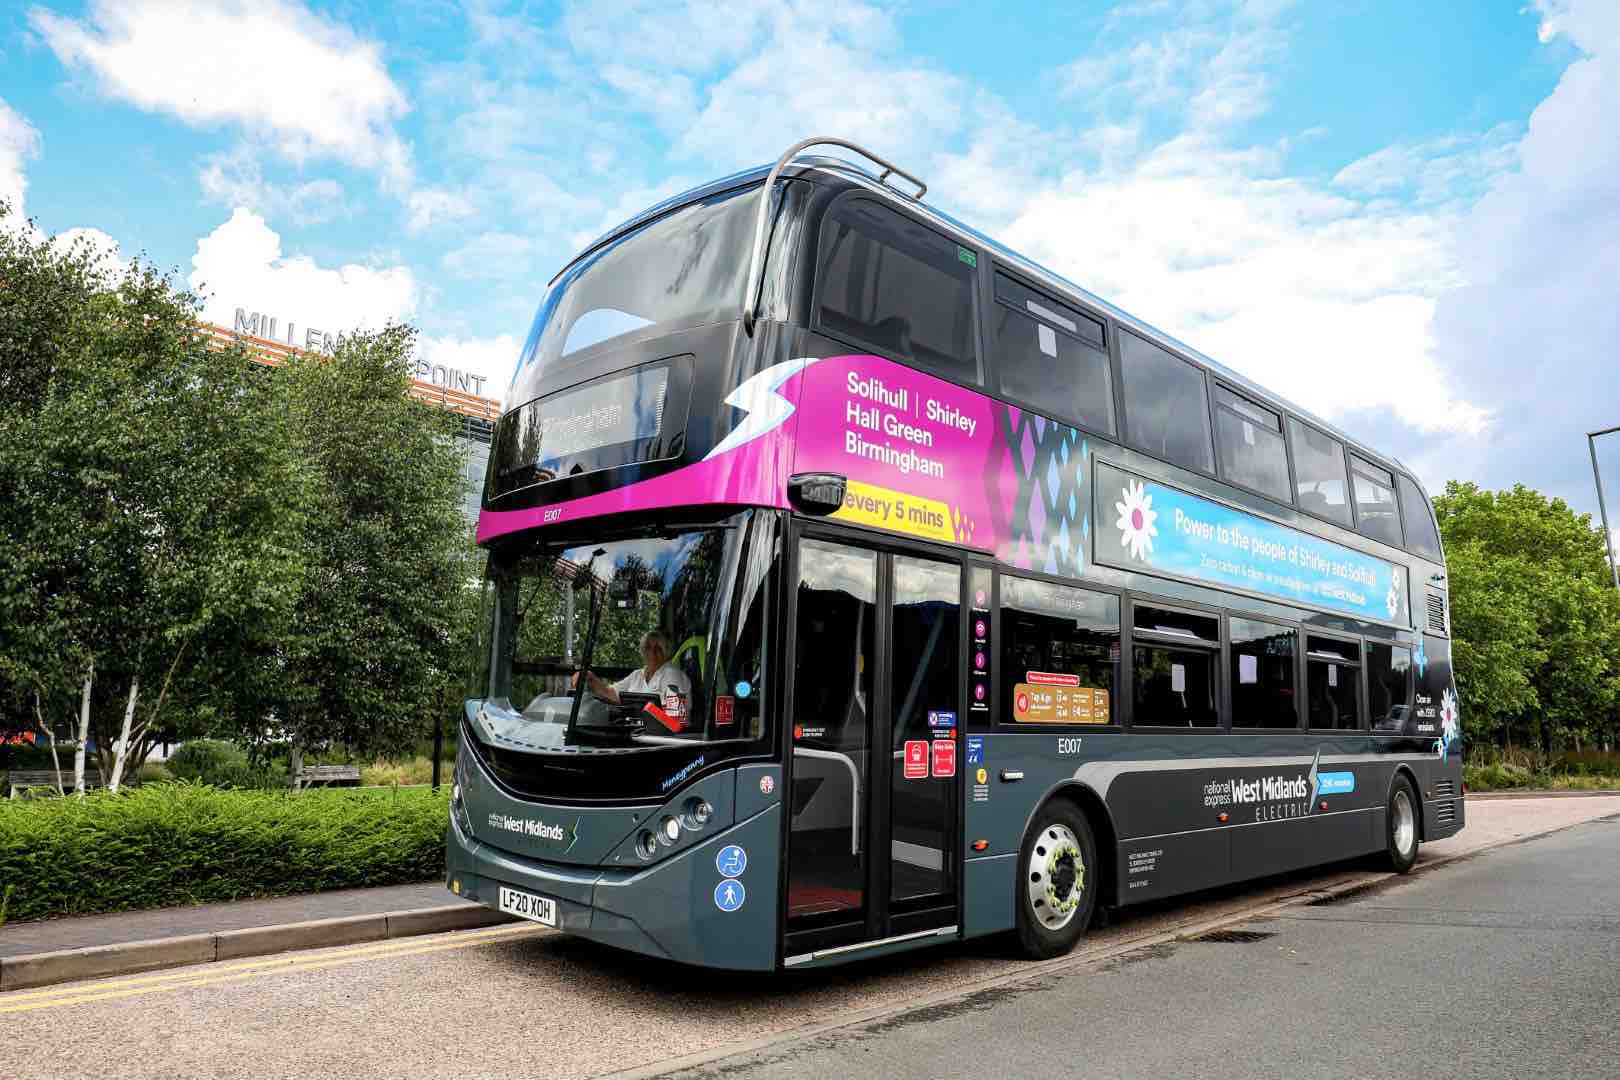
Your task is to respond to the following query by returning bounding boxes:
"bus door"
[784,537,962,959]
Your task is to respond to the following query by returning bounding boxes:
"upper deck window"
[991,272,1114,435]
[816,198,979,384]
[1398,475,1443,559]
[1119,330,1215,474]
[1350,455,1403,548]
[1287,418,1352,526]
[513,185,760,383]
[1213,385,1290,502]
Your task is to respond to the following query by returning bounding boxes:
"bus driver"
[579,630,692,716]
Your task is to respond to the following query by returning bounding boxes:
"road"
[3,796,1616,1080]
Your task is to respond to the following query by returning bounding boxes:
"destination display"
[1094,462,1410,625]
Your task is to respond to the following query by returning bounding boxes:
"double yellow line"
[0,923,550,1015]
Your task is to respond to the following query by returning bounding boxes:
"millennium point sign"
[234,307,491,398]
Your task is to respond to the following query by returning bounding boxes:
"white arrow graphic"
[702,356,821,461]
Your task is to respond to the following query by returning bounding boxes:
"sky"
[3,0,1619,534]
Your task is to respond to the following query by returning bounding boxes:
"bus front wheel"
[1014,801,1097,959]
[1383,776,1420,874]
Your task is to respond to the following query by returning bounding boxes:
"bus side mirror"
[789,472,847,516]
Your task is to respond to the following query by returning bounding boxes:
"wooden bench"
[6,770,105,798]
[294,764,362,789]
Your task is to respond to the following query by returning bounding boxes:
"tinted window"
[992,272,1114,435]
[1367,642,1411,732]
[1230,617,1298,729]
[1133,605,1219,728]
[1288,419,1352,525]
[1001,576,1119,724]
[1306,635,1359,729]
[817,198,978,384]
[1398,475,1443,559]
[1351,456,1403,547]
[1120,329,1214,473]
[1213,386,1290,501]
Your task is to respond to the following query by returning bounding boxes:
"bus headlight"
[636,830,659,859]
[681,797,714,830]
[659,815,681,846]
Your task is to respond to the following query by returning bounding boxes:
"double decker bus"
[448,138,1464,970]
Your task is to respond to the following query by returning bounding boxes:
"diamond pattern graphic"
[998,408,1088,577]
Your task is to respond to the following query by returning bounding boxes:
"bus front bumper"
[447,801,782,971]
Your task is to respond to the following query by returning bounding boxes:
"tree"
[0,202,311,787]
[242,326,475,764]
[1435,482,1620,755]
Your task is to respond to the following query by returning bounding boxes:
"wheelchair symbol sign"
[716,845,748,878]
[714,879,746,912]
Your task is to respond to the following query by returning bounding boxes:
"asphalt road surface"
[4,797,1616,1080]
[672,814,1620,1080]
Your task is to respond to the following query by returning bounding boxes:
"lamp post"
[1590,425,1620,590]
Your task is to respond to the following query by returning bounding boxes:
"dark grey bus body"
[449,152,1463,971]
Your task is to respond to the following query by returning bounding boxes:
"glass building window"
[1120,329,1214,474]
[1398,475,1443,559]
[817,198,979,384]
[1367,641,1412,732]
[1288,419,1352,525]
[1000,576,1119,725]
[1230,618,1298,729]
[1213,386,1291,502]
[991,272,1114,436]
[1132,606,1219,728]
[1306,635,1360,730]
[1351,456,1404,547]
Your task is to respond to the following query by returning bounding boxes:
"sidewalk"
[0,881,476,959]
[0,882,512,991]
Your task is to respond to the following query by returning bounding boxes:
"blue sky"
[3,0,1619,533]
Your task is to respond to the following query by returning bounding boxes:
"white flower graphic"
[1114,480,1158,561]
[1385,573,1402,619]
[1436,687,1460,758]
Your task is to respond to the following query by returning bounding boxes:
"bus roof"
[556,155,1416,490]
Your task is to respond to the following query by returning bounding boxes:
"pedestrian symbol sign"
[714,879,746,912]
[716,844,748,878]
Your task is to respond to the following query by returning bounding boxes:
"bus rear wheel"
[1014,801,1097,960]
[1384,776,1420,874]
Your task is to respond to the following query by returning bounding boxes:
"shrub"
[0,782,449,922]
[165,740,286,789]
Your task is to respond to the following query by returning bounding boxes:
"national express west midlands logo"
[1200,751,1354,822]
[488,812,580,852]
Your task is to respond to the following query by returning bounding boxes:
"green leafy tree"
[1435,482,1620,755]
[0,203,311,788]
[246,326,475,765]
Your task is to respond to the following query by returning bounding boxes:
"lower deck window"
[1230,618,1298,729]
[1307,636,1360,730]
[1132,606,1219,728]
[1000,575,1120,725]
[1366,641,1412,731]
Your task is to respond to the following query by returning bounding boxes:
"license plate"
[498,885,558,926]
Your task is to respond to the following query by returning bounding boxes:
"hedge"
[0,782,449,923]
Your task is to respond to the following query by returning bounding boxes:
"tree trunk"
[290,744,303,791]
[74,659,93,797]
[108,675,140,793]
[33,692,65,796]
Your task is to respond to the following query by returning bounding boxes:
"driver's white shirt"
[614,662,690,700]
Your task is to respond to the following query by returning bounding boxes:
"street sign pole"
[1590,426,1620,590]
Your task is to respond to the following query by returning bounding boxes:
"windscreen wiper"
[563,548,607,742]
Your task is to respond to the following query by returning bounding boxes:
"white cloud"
[441,231,539,279]
[32,0,412,186]
[417,333,521,398]
[199,148,346,226]
[406,188,477,233]
[0,96,40,220]
[188,208,417,339]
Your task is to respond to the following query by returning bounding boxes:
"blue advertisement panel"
[1094,462,1410,626]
